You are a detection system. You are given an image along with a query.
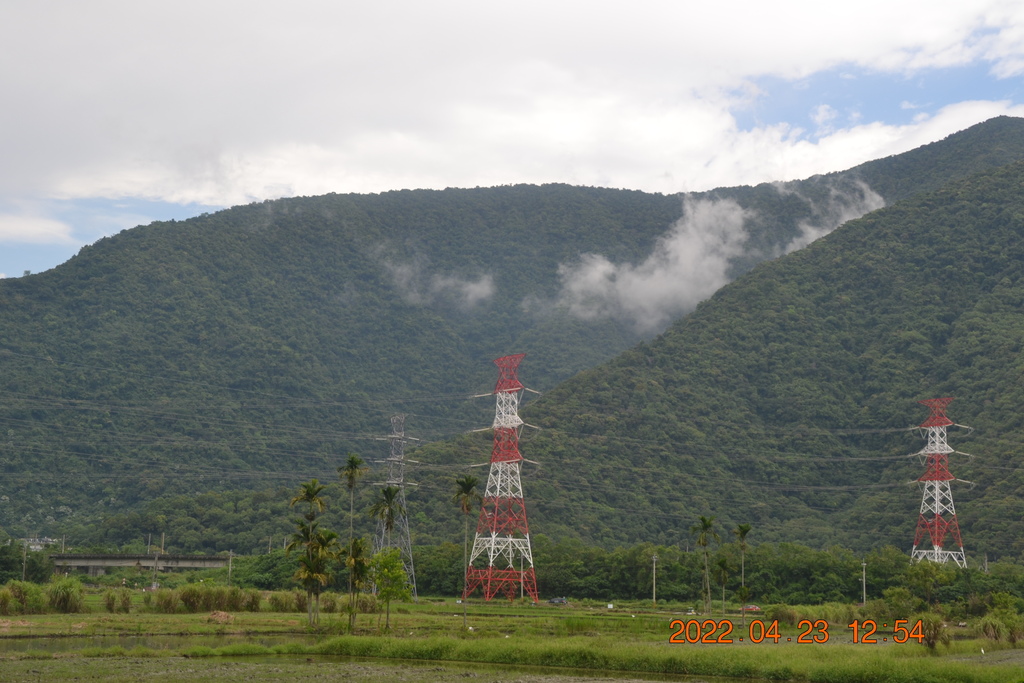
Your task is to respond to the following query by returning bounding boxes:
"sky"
[2,1,1024,278]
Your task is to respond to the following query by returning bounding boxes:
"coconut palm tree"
[368,485,404,548]
[691,515,719,614]
[452,475,481,629]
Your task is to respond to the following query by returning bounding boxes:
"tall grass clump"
[321,593,338,614]
[154,588,179,614]
[268,592,294,612]
[117,587,132,613]
[6,581,45,615]
[103,589,117,613]
[223,586,245,612]
[0,587,13,615]
[243,588,261,612]
[179,584,203,612]
[765,604,798,626]
[47,576,84,613]
[340,593,377,614]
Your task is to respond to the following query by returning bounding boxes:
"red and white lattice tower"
[911,398,967,568]
[464,354,539,602]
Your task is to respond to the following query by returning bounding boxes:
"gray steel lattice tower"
[373,414,417,599]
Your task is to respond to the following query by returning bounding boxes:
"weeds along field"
[0,592,1022,682]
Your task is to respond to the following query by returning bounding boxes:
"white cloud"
[0,1,1022,223]
[779,181,886,253]
[382,257,494,310]
[0,214,75,244]
[554,197,751,331]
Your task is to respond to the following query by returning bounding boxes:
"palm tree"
[452,475,481,629]
[733,523,752,588]
[733,523,752,629]
[287,480,335,625]
[368,485,405,548]
[290,479,326,522]
[713,557,729,617]
[293,528,339,625]
[338,454,368,546]
[344,536,370,631]
[339,454,368,611]
[691,515,719,614]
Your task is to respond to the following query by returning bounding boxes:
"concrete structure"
[50,553,228,577]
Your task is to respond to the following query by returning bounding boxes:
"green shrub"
[915,612,950,650]
[294,591,307,614]
[47,576,84,613]
[321,593,337,613]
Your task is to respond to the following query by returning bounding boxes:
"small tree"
[369,548,411,631]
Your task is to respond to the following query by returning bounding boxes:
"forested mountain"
[476,158,1024,561]
[1,117,1024,555]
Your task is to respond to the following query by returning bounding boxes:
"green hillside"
[477,158,1024,561]
[2,117,1024,553]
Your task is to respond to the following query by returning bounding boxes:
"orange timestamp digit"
[848,619,924,643]
[796,619,829,643]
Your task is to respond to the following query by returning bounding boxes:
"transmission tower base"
[464,566,538,602]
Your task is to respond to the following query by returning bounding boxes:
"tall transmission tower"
[373,414,417,599]
[464,354,539,602]
[911,398,967,568]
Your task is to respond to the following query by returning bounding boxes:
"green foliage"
[46,576,84,613]
[915,611,951,651]
[368,547,412,630]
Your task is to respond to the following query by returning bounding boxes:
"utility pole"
[652,554,658,607]
[861,561,866,605]
[228,550,233,586]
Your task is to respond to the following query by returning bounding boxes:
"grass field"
[0,593,1022,682]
